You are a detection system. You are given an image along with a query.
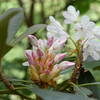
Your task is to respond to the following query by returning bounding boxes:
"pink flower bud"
[54,53,67,63]
[25,50,33,65]
[59,61,75,70]
[25,50,36,66]
[47,37,54,47]
[28,35,38,46]
[37,48,44,58]
[48,60,54,67]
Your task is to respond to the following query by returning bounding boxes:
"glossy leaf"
[83,60,100,70]
[26,85,93,100]
[0,8,24,58]
[78,68,100,99]
[10,24,46,46]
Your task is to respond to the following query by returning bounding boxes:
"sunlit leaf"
[0,8,24,58]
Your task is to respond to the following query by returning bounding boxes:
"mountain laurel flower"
[23,35,74,87]
[74,16,100,41]
[83,39,100,61]
[63,5,79,24]
[74,16,95,40]
[92,26,100,40]
[47,16,69,41]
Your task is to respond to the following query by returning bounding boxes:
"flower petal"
[58,61,75,70]
[28,35,38,46]
[47,37,54,47]
[37,48,44,58]
[25,50,36,66]
[54,53,67,63]
[22,61,29,66]
[47,16,69,40]
[63,5,79,24]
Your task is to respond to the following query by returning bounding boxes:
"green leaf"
[6,9,24,44]
[0,8,24,58]
[10,24,46,46]
[78,68,100,99]
[26,85,92,100]
[83,60,100,70]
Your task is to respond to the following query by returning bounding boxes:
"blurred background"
[0,0,100,99]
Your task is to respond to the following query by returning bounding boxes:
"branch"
[39,0,46,23]
[70,44,83,83]
[17,0,31,27]
[27,0,35,26]
[0,59,33,100]
[0,89,34,100]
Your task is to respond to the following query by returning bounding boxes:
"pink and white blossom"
[23,34,74,85]
[47,16,69,41]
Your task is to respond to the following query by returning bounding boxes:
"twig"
[0,59,33,100]
[0,89,34,100]
[70,43,83,83]
[28,0,35,26]
[39,0,46,23]
[17,0,31,27]
[0,73,14,90]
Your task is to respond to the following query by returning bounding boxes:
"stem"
[0,87,43,100]
[0,58,14,90]
[0,90,34,100]
[70,43,83,83]
[0,86,35,100]
[0,59,34,100]
[79,82,100,87]
[68,37,78,50]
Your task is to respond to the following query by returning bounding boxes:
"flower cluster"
[63,5,100,61]
[23,5,100,87]
[23,16,75,87]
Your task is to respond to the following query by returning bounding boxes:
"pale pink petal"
[49,37,66,53]
[59,61,75,70]
[28,35,38,46]
[47,37,54,47]
[37,39,47,51]
[25,50,36,66]
[52,64,59,72]
[54,53,67,63]
[48,60,54,67]
[37,48,44,58]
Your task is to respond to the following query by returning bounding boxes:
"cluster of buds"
[23,34,74,87]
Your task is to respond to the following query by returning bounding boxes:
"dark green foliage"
[78,68,100,99]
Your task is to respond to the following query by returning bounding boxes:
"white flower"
[83,39,100,61]
[74,16,95,40]
[63,5,79,24]
[92,26,100,40]
[47,16,69,40]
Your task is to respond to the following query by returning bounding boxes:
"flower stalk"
[70,42,83,83]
